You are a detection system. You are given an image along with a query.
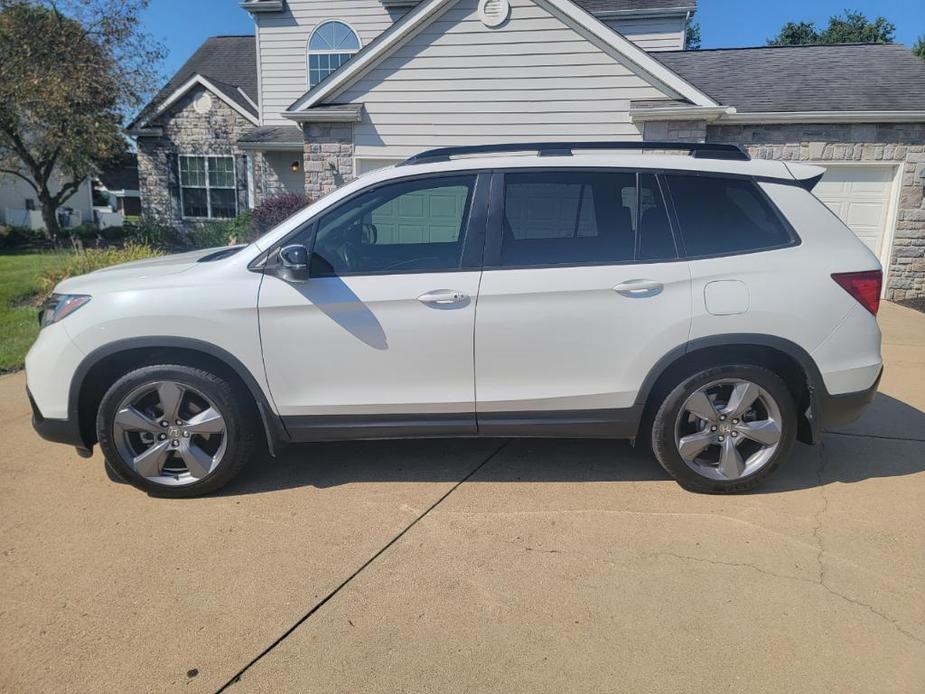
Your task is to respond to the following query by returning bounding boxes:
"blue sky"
[144,0,924,79]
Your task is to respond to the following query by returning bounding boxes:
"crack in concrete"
[826,430,925,444]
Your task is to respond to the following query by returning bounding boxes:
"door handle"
[417,289,469,305]
[613,279,663,298]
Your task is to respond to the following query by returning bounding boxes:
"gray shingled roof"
[238,125,303,146]
[574,0,695,13]
[130,35,257,128]
[657,43,925,113]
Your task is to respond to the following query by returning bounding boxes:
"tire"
[96,364,257,497]
[650,364,796,494]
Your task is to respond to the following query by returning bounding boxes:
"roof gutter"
[717,110,925,124]
[630,105,736,122]
[238,141,304,151]
[283,105,364,123]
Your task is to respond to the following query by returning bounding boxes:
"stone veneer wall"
[707,123,925,300]
[302,123,355,201]
[137,85,253,228]
[641,119,707,143]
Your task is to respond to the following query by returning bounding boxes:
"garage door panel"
[816,166,894,260]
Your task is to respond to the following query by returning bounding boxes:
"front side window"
[179,155,236,219]
[310,175,476,276]
[308,20,361,88]
[666,175,793,257]
[499,170,675,267]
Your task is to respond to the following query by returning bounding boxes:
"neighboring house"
[0,171,94,231]
[127,0,925,299]
[95,156,142,220]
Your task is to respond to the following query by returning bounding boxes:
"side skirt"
[281,408,641,443]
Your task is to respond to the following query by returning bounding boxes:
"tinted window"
[667,175,793,257]
[500,171,674,267]
[310,175,475,276]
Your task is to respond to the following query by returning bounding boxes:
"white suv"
[26,142,883,497]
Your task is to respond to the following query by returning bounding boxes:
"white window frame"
[307,19,362,90]
[178,154,238,220]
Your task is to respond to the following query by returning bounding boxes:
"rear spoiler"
[784,163,826,191]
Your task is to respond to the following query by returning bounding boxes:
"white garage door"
[814,165,895,258]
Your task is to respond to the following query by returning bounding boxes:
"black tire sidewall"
[96,364,255,497]
[651,365,797,493]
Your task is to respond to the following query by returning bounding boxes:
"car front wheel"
[96,364,256,497]
[650,365,797,493]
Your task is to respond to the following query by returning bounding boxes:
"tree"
[685,20,701,50]
[0,0,164,239]
[914,35,925,60]
[767,10,895,47]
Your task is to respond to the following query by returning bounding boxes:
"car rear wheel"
[97,364,256,497]
[650,365,796,493]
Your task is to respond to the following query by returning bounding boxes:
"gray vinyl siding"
[255,0,403,124]
[335,0,670,157]
[604,16,686,51]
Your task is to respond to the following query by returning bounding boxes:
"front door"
[258,173,487,439]
[474,168,692,436]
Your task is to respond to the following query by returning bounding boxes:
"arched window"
[308,20,361,88]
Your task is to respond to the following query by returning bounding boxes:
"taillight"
[831,270,882,315]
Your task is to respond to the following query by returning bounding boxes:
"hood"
[55,246,230,295]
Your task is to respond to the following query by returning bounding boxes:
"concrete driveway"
[1,302,923,693]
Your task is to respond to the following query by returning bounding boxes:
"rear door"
[473,168,692,436]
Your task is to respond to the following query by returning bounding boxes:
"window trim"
[307,19,362,90]
[482,167,682,271]
[262,170,491,278]
[177,154,238,220]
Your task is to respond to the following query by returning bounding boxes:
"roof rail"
[398,141,750,166]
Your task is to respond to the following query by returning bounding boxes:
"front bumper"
[28,388,92,455]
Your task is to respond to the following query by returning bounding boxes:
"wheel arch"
[69,337,284,455]
[636,334,824,445]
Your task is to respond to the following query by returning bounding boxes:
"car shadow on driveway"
[218,394,925,497]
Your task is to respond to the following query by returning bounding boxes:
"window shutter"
[236,154,249,212]
[165,152,180,221]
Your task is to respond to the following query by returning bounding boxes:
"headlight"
[38,294,91,328]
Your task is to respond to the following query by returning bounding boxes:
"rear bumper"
[28,388,91,454]
[814,367,881,432]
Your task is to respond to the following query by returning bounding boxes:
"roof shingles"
[656,43,925,113]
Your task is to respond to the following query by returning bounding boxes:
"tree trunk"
[37,191,61,242]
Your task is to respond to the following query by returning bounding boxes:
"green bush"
[0,225,47,250]
[186,213,253,249]
[124,219,183,249]
[36,243,163,300]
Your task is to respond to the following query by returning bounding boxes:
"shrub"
[36,243,163,300]
[252,192,309,235]
[124,219,183,249]
[186,212,253,249]
[0,225,48,250]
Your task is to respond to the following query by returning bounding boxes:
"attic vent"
[478,0,509,27]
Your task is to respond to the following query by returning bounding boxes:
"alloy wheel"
[112,381,227,486]
[674,378,783,481]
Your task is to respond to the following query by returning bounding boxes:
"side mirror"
[277,244,310,282]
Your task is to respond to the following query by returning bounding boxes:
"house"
[0,171,94,232]
[126,0,925,300]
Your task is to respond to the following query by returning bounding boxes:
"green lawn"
[0,252,71,372]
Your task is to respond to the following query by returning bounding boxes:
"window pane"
[308,52,353,88]
[208,157,235,188]
[501,171,636,266]
[182,187,208,218]
[179,156,206,187]
[209,188,237,218]
[668,175,792,257]
[637,174,676,261]
[312,175,475,275]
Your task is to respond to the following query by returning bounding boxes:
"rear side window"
[666,175,793,257]
[499,170,675,267]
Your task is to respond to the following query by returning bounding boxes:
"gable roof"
[128,36,258,129]
[285,0,716,115]
[657,43,925,113]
